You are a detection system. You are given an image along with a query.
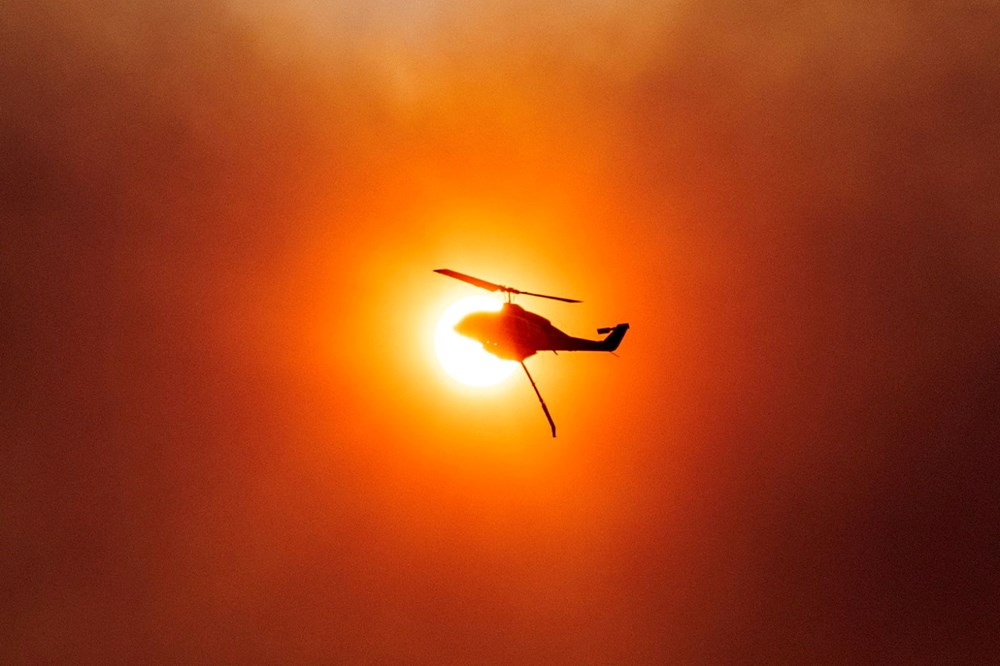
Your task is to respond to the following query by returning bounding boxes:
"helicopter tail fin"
[597,323,629,352]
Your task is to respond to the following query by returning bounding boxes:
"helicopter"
[434,268,629,437]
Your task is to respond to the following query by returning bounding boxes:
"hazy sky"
[4,1,999,662]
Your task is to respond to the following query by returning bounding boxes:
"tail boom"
[555,323,629,352]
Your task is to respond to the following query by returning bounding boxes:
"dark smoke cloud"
[3,1,999,662]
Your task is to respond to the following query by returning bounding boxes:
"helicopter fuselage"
[454,303,628,362]
[434,268,629,436]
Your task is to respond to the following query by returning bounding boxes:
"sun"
[435,296,517,386]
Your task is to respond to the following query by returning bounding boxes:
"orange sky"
[4,1,1000,662]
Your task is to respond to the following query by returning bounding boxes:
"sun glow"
[435,296,517,386]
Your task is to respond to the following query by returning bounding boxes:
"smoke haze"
[4,1,999,662]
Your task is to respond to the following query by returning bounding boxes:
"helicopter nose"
[453,314,478,339]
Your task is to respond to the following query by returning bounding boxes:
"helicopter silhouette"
[434,268,629,437]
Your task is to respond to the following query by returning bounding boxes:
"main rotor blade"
[516,290,581,304]
[433,269,504,293]
[434,268,581,303]
[520,361,556,437]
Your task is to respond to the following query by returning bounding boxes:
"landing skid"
[520,361,556,437]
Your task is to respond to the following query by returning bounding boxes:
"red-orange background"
[3,1,999,662]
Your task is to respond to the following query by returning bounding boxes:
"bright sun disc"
[435,296,517,386]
